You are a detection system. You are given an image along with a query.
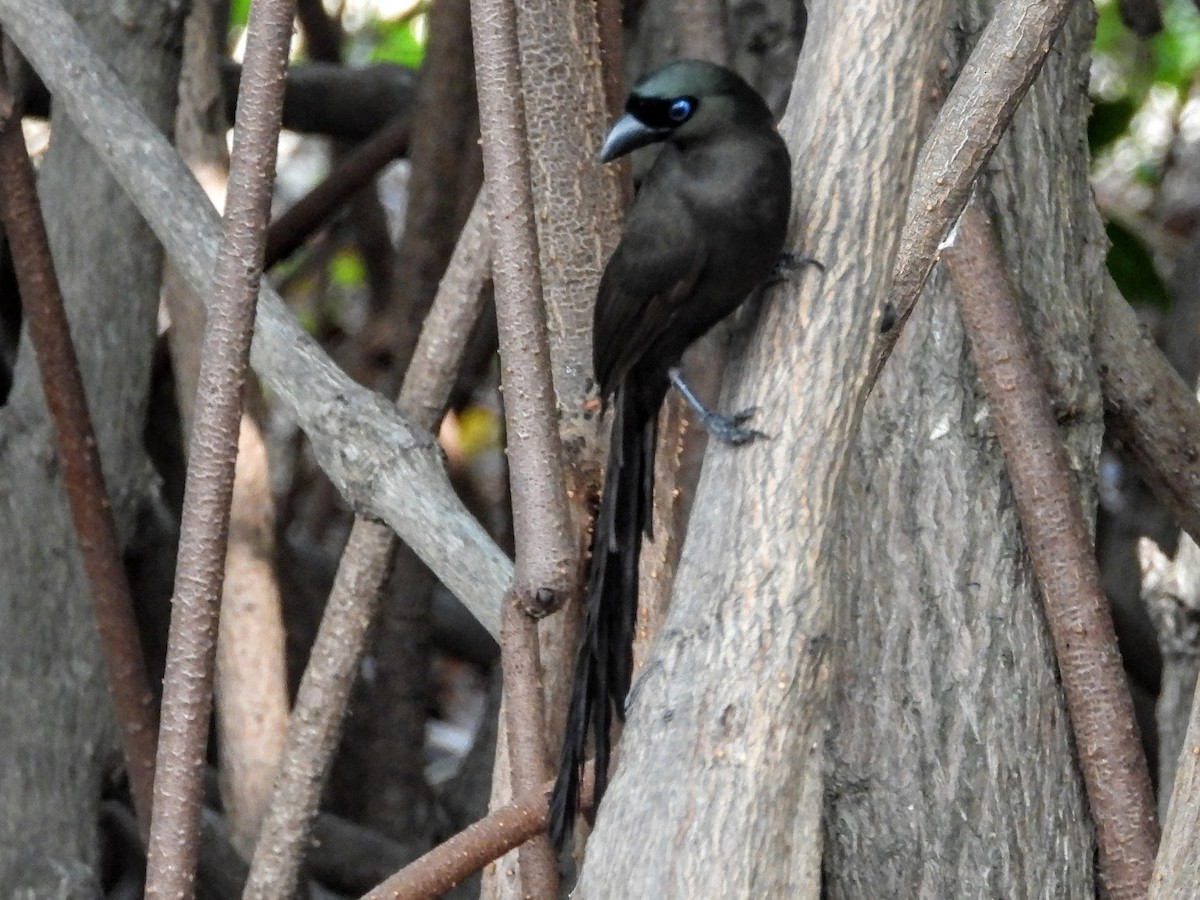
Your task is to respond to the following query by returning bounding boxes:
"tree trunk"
[0,2,183,894]
[823,2,1107,894]
[575,0,949,893]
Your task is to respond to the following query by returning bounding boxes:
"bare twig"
[21,60,417,141]
[243,518,396,900]
[1097,279,1200,549]
[264,116,411,267]
[0,86,158,840]
[472,0,574,602]
[397,192,494,422]
[244,193,494,899]
[361,764,595,900]
[0,0,510,631]
[170,0,292,858]
[873,0,1078,386]
[943,202,1158,900]
[144,0,296,893]
[296,0,344,63]
[472,0,575,891]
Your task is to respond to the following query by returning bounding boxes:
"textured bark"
[0,1,184,894]
[170,0,291,859]
[483,0,623,893]
[514,0,624,443]
[626,0,805,116]
[574,0,947,893]
[823,3,1106,896]
[1148,532,1200,895]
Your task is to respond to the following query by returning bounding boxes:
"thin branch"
[244,193,493,900]
[397,192,494,421]
[0,0,510,633]
[23,61,418,141]
[0,84,158,840]
[264,115,411,267]
[472,1,574,604]
[1097,279,1200,550]
[360,764,595,900]
[144,0,296,893]
[472,0,578,892]
[943,202,1158,900]
[872,0,1078,387]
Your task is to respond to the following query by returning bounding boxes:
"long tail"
[548,382,656,849]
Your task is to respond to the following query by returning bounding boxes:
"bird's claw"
[767,251,825,286]
[700,406,769,445]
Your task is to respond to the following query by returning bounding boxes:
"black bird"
[549,60,793,848]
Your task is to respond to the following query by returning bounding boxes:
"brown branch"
[296,0,344,63]
[0,86,158,841]
[361,764,595,900]
[472,3,574,604]
[472,0,575,892]
[22,61,417,141]
[172,0,292,859]
[244,193,493,899]
[143,0,296,893]
[0,0,511,630]
[872,0,1078,387]
[264,115,411,267]
[943,202,1158,900]
[1097,279,1200,550]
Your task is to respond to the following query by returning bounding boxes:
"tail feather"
[549,384,654,850]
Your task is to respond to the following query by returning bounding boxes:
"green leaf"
[229,0,251,28]
[369,16,427,69]
[329,248,367,288]
[1095,0,1131,56]
[1106,220,1170,310]
[1151,0,1200,88]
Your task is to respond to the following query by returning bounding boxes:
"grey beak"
[600,113,668,163]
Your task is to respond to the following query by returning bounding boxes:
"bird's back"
[593,127,791,412]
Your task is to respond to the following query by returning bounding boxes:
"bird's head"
[600,60,773,163]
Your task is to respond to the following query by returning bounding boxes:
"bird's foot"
[768,251,825,286]
[668,367,770,445]
[697,405,768,445]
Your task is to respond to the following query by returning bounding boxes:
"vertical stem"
[944,202,1158,899]
[471,0,577,892]
[0,89,158,842]
[144,0,297,894]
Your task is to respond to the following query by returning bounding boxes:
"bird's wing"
[592,192,707,395]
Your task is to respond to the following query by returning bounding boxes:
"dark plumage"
[549,60,793,849]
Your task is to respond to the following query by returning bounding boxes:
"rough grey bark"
[822,2,1105,896]
[625,0,804,117]
[574,0,948,893]
[0,1,184,895]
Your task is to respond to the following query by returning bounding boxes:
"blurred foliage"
[366,14,428,68]
[1106,220,1171,308]
[228,1,429,68]
[230,0,251,29]
[1094,0,1200,110]
[1091,0,1200,308]
[330,247,368,287]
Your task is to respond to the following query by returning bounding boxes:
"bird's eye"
[668,98,694,122]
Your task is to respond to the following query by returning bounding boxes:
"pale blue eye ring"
[669,98,693,122]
